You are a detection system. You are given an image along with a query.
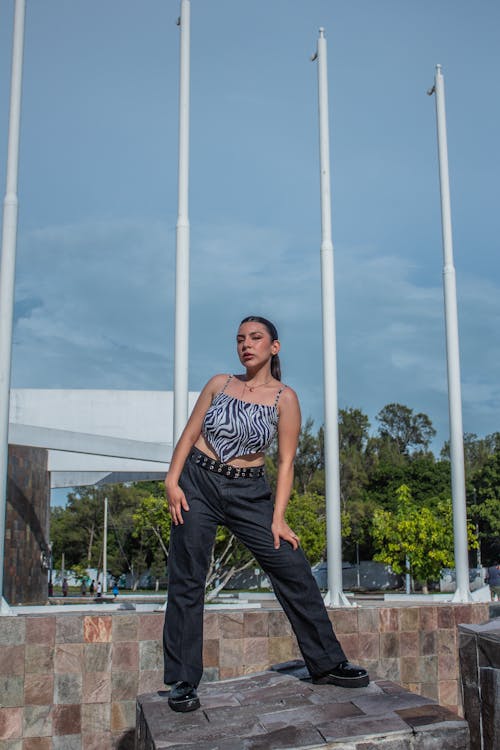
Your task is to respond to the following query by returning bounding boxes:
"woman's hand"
[271,518,300,551]
[165,481,190,526]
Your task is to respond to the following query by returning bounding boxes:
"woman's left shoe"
[312,661,369,688]
[168,681,201,712]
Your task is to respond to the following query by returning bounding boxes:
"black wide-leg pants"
[163,450,346,687]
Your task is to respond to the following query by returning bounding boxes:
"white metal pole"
[313,28,350,607]
[103,495,108,594]
[0,0,26,616]
[173,0,191,445]
[428,65,471,603]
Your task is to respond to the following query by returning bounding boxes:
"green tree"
[372,484,477,592]
[376,403,436,454]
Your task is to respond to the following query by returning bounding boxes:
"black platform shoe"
[168,681,201,712]
[312,661,370,688]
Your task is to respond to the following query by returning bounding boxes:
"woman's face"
[236,321,280,369]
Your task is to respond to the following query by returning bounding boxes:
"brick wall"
[4,445,51,605]
[0,602,490,748]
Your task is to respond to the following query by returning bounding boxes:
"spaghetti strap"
[274,385,286,407]
[221,374,233,393]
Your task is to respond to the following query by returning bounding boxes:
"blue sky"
[1,0,499,460]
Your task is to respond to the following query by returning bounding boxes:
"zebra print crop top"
[202,375,285,463]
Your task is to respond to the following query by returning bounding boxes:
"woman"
[163,316,368,713]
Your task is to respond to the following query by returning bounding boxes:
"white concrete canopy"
[8,389,199,487]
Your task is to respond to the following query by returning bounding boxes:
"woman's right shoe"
[312,661,370,688]
[168,681,201,712]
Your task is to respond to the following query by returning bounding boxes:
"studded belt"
[190,450,265,479]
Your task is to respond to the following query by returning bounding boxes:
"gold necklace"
[243,377,272,393]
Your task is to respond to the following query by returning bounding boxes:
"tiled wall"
[5,445,51,605]
[0,602,490,748]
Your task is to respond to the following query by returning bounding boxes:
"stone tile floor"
[136,666,469,749]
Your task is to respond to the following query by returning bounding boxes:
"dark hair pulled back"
[240,315,281,381]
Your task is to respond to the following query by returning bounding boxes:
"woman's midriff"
[194,434,266,468]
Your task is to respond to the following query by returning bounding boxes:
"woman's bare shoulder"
[277,384,300,409]
[204,373,232,392]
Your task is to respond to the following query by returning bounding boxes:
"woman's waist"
[194,437,265,468]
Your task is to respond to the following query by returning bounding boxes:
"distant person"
[162,315,369,714]
[89,579,95,595]
[48,580,54,597]
[486,563,500,600]
[62,578,68,597]
[112,583,119,598]
[96,580,102,598]
[80,580,87,596]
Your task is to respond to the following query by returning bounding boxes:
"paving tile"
[437,605,455,630]
[84,616,112,643]
[0,676,24,708]
[437,627,456,656]
[112,614,138,642]
[54,643,84,674]
[0,739,21,750]
[0,618,25,646]
[259,699,363,730]
[137,613,163,641]
[420,607,438,632]
[268,610,291,637]
[81,732,113,750]
[55,616,83,644]
[111,641,139,671]
[380,632,400,659]
[329,609,358,635]
[111,671,138,701]
[0,646,24,676]
[351,690,430,714]
[110,701,135,732]
[400,631,419,658]
[359,633,379,661]
[244,612,269,638]
[419,682,439,702]
[22,705,52,738]
[379,608,399,633]
[21,739,52,750]
[245,723,325,749]
[420,631,437,656]
[438,679,459,708]
[84,643,112,672]
[438,652,458,681]
[220,612,244,639]
[202,637,219,667]
[0,707,23,740]
[83,671,112,704]
[357,607,379,634]
[52,735,82,750]
[243,637,269,667]
[137,670,165,695]
[24,645,54,674]
[52,704,81,736]
[396,703,462,727]
[138,640,162,671]
[25,617,56,646]
[318,713,411,742]
[54,673,83,704]
[81,703,110,734]
[399,607,420,632]
[340,633,360,660]
[24,674,54,706]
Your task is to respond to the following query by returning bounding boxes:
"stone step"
[136,669,469,749]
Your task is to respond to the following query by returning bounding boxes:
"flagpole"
[0,0,27,615]
[173,0,191,445]
[428,65,471,603]
[312,28,350,607]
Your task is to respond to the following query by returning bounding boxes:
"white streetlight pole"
[173,0,191,445]
[0,0,26,616]
[428,65,472,603]
[312,28,350,607]
[103,495,108,594]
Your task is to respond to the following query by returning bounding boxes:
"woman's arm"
[271,387,301,550]
[165,374,227,525]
